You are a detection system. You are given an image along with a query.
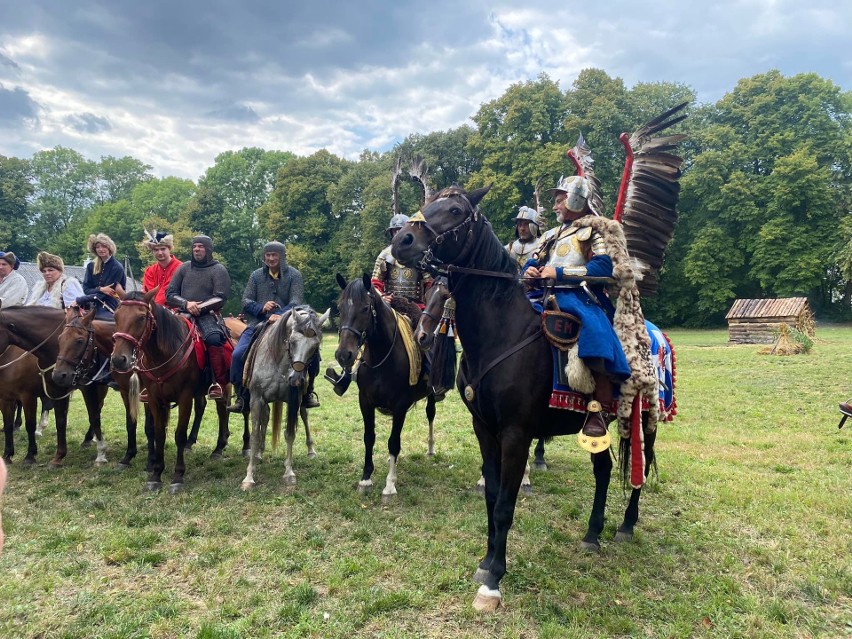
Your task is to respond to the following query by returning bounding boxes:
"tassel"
[430,296,458,395]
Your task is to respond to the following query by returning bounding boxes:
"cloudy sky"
[0,0,849,180]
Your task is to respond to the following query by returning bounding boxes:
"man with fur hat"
[226,241,320,413]
[522,176,631,453]
[142,230,182,306]
[0,251,28,306]
[167,235,231,401]
[77,233,126,320]
[27,252,85,308]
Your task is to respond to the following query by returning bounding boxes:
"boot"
[208,346,229,402]
[578,373,613,453]
[303,373,320,408]
[226,383,246,413]
[324,366,351,397]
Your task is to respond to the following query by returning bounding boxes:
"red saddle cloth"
[183,318,234,370]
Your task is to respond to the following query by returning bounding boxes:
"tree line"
[1,68,850,325]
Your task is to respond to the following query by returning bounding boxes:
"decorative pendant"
[464,385,475,401]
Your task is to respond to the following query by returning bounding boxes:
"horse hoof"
[614,530,633,544]
[472,585,502,612]
[80,439,93,449]
[169,483,183,495]
[472,568,490,585]
[381,492,397,505]
[183,444,193,453]
[307,451,317,459]
[475,483,485,495]
[48,460,63,470]
[146,481,163,492]
[95,459,108,467]
[210,450,223,460]
[533,461,548,471]
[34,430,42,439]
[357,481,372,494]
[283,474,297,486]
[23,457,35,466]
[242,449,251,458]
[240,480,256,491]
[116,461,131,470]
[521,484,533,496]
[579,540,601,554]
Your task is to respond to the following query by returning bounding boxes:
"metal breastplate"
[386,262,422,300]
[544,227,590,269]
[506,239,539,269]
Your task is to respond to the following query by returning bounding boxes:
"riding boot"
[207,346,229,401]
[324,366,352,397]
[226,382,246,413]
[303,374,320,408]
[578,372,613,453]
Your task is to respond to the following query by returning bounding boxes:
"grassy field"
[1,326,850,638]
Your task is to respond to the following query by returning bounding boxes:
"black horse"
[392,185,663,610]
[333,273,438,502]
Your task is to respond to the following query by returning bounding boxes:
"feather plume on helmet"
[142,227,174,250]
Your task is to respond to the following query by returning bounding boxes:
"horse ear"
[318,308,331,327]
[336,273,347,290]
[467,184,492,208]
[82,306,96,325]
[362,272,371,291]
[144,286,159,304]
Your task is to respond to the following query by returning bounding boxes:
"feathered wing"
[616,102,688,297]
[568,135,605,216]
[407,155,433,202]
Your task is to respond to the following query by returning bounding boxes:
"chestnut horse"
[111,290,231,492]
[0,304,108,466]
[392,185,668,610]
[0,346,44,463]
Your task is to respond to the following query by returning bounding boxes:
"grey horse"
[240,305,330,489]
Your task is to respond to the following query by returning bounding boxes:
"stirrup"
[207,383,224,400]
[578,400,611,453]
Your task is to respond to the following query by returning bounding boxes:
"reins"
[0,312,67,371]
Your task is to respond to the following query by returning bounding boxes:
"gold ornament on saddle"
[577,400,612,453]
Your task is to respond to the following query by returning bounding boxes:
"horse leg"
[146,402,168,490]
[533,438,547,470]
[381,410,406,503]
[520,458,532,496]
[282,402,298,486]
[616,426,657,543]
[241,410,251,457]
[185,396,206,452]
[48,397,71,468]
[473,421,531,612]
[170,398,191,493]
[2,401,15,462]
[301,405,316,458]
[13,402,21,432]
[425,393,436,456]
[241,398,268,489]
[35,399,51,438]
[81,385,108,465]
[358,400,376,493]
[581,449,613,552]
[210,398,229,459]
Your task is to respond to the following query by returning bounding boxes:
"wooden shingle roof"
[725,297,809,320]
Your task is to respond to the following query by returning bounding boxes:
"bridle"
[112,300,196,385]
[56,318,105,386]
[338,288,398,370]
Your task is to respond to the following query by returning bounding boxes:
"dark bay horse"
[111,290,231,492]
[392,185,665,610]
[53,307,213,468]
[0,304,108,466]
[334,273,438,502]
[240,306,330,489]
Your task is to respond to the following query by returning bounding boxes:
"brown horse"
[0,346,44,464]
[0,304,109,466]
[110,290,231,492]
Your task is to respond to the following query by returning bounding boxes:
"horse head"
[334,274,379,371]
[391,184,492,272]
[415,276,451,351]
[277,306,329,388]
[53,306,97,387]
[111,289,157,373]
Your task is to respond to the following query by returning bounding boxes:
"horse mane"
[123,291,187,355]
[263,305,321,363]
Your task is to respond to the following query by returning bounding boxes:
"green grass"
[1,326,851,638]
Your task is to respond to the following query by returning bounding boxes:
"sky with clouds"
[0,0,849,180]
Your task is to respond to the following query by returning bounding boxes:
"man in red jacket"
[142,231,181,306]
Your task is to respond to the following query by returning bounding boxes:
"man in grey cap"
[0,251,28,306]
[167,235,231,400]
[226,241,320,413]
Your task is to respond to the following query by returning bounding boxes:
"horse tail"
[287,385,300,438]
[128,373,140,423]
[271,401,283,449]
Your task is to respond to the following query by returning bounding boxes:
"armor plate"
[505,238,541,269]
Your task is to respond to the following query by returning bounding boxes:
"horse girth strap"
[462,329,544,402]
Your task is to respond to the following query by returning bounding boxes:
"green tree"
[0,155,36,260]
[96,156,153,204]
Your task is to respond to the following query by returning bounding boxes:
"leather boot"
[227,383,245,413]
[303,373,320,408]
[324,366,351,396]
[208,346,229,401]
[578,372,613,453]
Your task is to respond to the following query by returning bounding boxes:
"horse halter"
[56,318,99,386]
[338,293,377,349]
[408,192,482,275]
